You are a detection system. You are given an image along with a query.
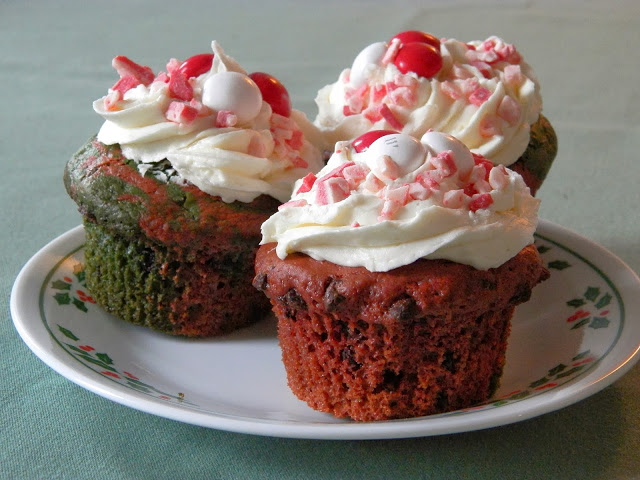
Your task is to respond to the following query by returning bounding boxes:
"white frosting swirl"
[94,41,323,203]
[314,36,542,166]
[261,132,540,271]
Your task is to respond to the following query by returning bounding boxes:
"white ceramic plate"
[10,220,640,439]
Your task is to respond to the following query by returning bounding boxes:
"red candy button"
[393,42,442,79]
[390,30,440,50]
[179,53,214,78]
[352,130,397,153]
[248,72,292,117]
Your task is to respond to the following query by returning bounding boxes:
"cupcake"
[314,31,557,194]
[64,41,323,337]
[254,130,549,420]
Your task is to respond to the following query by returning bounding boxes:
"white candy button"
[350,42,387,88]
[366,133,426,177]
[202,71,262,125]
[420,131,474,176]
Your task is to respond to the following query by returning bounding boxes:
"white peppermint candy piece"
[420,131,474,177]
[349,42,387,88]
[365,133,427,179]
[202,71,262,125]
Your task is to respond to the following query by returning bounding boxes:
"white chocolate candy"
[349,42,387,89]
[420,131,474,177]
[365,133,427,178]
[202,71,262,125]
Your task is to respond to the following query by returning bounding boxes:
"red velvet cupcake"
[255,130,548,420]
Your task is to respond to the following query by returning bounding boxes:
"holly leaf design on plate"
[529,377,550,389]
[96,353,113,365]
[57,325,79,341]
[589,317,610,329]
[573,350,591,361]
[567,298,586,308]
[571,317,591,330]
[556,366,585,379]
[595,293,612,309]
[77,354,117,372]
[537,245,551,254]
[548,260,571,270]
[53,292,71,306]
[72,297,88,313]
[584,287,600,302]
[548,364,567,376]
[74,268,86,284]
[51,279,71,290]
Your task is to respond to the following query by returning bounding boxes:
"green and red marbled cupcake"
[64,41,323,336]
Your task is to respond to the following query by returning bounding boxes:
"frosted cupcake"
[65,41,324,336]
[314,31,557,194]
[254,130,549,420]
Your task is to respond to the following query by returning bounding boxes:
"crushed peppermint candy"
[282,131,514,223]
[318,32,537,169]
[99,49,312,174]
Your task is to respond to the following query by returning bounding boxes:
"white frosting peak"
[314,36,542,167]
[261,131,539,271]
[94,41,323,203]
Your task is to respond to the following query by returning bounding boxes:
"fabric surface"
[2,1,639,478]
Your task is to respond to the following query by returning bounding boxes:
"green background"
[2,1,639,478]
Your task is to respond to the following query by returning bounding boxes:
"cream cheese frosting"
[261,131,540,271]
[314,35,542,167]
[94,41,323,203]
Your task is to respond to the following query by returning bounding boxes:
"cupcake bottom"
[84,221,270,337]
[254,243,549,421]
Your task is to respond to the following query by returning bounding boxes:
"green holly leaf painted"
[571,317,591,330]
[51,279,71,290]
[72,297,88,313]
[548,364,567,376]
[509,391,531,400]
[595,293,612,309]
[529,377,550,389]
[74,269,86,284]
[566,298,586,308]
[556,366,585,379]
[77,354,117,372]
[491,400,508,407]
[584,287,600,302]
[57,325,79,341]
[95,353,113,365]
[66,344,89,354]
[589,317,610,329]
[537,245,551,254]
[548,260,571,270]
[573,350,591,361]
[53,292,71,305]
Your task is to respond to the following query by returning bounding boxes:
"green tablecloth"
[3,1,639,478]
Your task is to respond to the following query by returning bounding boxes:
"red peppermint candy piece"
[390,30,440,50]
[393,42,442,79]
[178,53,214,79]
[296,173,317,194]
[469,193,494,212]
[168,70,194,101]
[351,129,397,153]
[248,72,291,117]
[112,56,155,85]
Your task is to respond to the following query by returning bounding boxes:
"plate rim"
[10,220,640,440]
